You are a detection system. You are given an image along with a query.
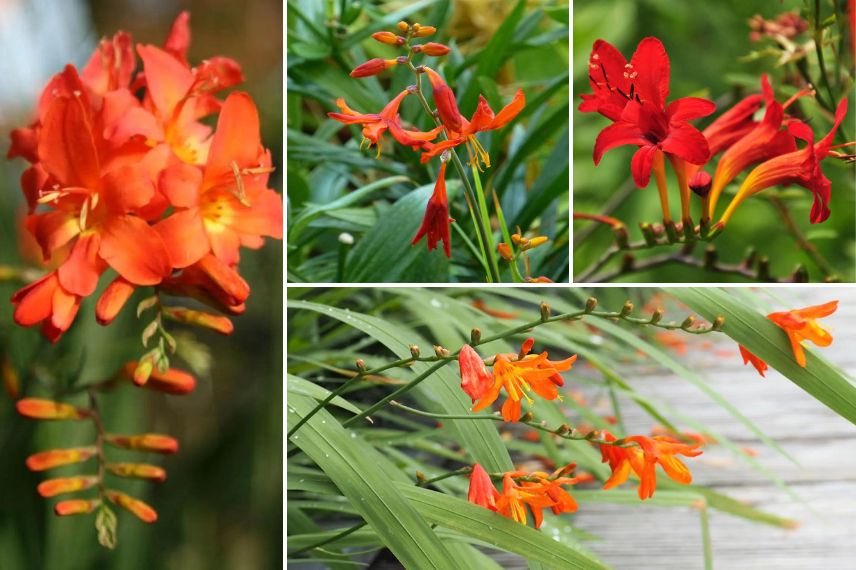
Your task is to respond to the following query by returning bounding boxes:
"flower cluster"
[329,20,525,258]
[458,338,577,422]
[467,463,587,528]
[15,361,196,541]
[8,11,283,343]
[580,36,850,230]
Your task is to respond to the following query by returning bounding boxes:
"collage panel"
[572,0,855,283]
[287,286,856,568]
[0,2,283,567]
[286,1,570,284]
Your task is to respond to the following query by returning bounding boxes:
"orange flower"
[494,473,556,528]
[467,463,499,510]
[411,163,453,257]
[469,338,577,422]
[16,398,90,420]
[105,433,179,454]
[106,491,158,523]
[26,447,97,471]
[599,431,702,499]
[328,89,443,157]
[38,476,98,498]
[767,300,837,367]
[458,344,493,403]
[739,345,768,377]
[55,499,100,517]
[420,67,525,169]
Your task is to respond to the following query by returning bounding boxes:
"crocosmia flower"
[767,300,837,367]
[411,162,453,257]
[739,345,768,377]
[467,463,499,510]
[599,431,702,500]
[464,338,577,422]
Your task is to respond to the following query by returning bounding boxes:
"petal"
[101,164,156,214]
[593,121,646,164]
[203,92,261,188]
[630,37,670,108]
[602,459,631,490]
[488,89,526,130]
[424,67,464,132]
[57,232,102,296]
[658,454,692,484]
[630,145,659,188]
[660,123,710,165]
[98,215,172,285]
[95,277,136,325]
[154,208,210,268]
[38,89,100,190]
[137,44,193,119]
[29,212,80,260]
[667,97,716,122]
[164,11,191,61]
[159,163,202,208]
[795,300,839,319]
[12,274,57,326]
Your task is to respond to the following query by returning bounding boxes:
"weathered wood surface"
[491,288,856,569]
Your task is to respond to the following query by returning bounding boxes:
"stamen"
[230,161,251,206]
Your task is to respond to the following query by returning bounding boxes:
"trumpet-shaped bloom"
[739,345,768,377]
[328,89,443,156]
[767,300,837,367]
[469,338,577,422]
[411,163,453,257]
[459,344,493,402]
[583,37,715,189]
[719,98,848,225]
[420,67,525,169]
[600,431,702,499]
[467,463,499,510]
[494,473,557,528]
[699,93,764,157]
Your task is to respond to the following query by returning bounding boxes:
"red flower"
[719,98,848,225]
[458,344,493,402]
[411,162,454,257]
[768,300,837,367]
[739,345,768,377]
[420,67,525,169]
[467,463,499,510]
[329,89,443,156]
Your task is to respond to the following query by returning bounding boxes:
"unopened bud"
[497,242,513,261]
[372,31,404,45]
[434,345,450,358]
[2,355,20,399]
[540,302,551,321]
[107,463,167,482]
[415,471,426,483]
[338,232,354,245]
[105,434,179,454]
[95,277,135,325]
[123,362,195,394]
[585,297,598,313]
[420,42,450,56]
[711,316,725,331]
[355,359,367,371]
[520,412,534,422]
[38,476,98,498]
[470,328,482,345]
[133,358,154,386]
[397,21,409,32]
[55,499,100,517]
[555,424,570,435]
[689,171,712,197]
[510,233,523,246]
[349,58,397,78]
[106,491,157,523]
[613,225,629,249]
[620,301,633,317]
[412,23,421,32]
[16,398,90,421]
[413,25,436,37]
[640,222,658,246]
[396,55,409,65]
[163,307,234,335]
[650,307,664,324]
[409,345,420,358]
[681,315,696,329]
[792,264,809,283]
[26,447,97,471]
[521,236,548,251]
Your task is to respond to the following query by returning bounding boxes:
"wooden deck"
[494,288,856,569]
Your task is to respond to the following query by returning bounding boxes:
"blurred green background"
[0,1,283,569]
[287,0,570,283]
[573,0,855,282]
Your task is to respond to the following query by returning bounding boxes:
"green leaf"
[397,484,608,569]
[510,127,569,229]
[288,393,457,568]
[287,374,362,416]
[343,183,450,282]
[670,287,856,425]
[290,42,333,60]
[287,300,513,473]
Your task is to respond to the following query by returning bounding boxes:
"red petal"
[203,92,261,188]
[593,121,646,164]
[95,277,136,325]
[57,232,102,296]
[411,163,452,257]
[137,44,193,119]
[630,37,670,108]
[159,163,202,207]
[630,145,659,188]
[661,123,710,165]
[488,89,526,130]
[98,215,171,285]
[101,164,156,214]
[155,208,210,268]
[164,11,191,62]
[38,89,100,190]
[667,97,716,122]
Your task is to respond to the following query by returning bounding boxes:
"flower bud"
[397,21,409,32]
[459,344,492,402]
[711,315,726,331]
[689,171,712,198]
[585,297,598,313]
[38,476,98,498]
[133,358,154,386]
[409,345,420,358]
[521,236,548,251]
[355,359,367,371]
[106,491,158,523]
[650,307,664,324]
[681,315,696,329]
[16,398,90,420]
[470,328,482,345]
[26,447,97,471]
[510,233,523,246]
[525,276,554,283]
[413,25,436,37]
[497,242,513,261]
[2,354,20,399]
[372,31,404,45]
[55,499,100,517]
[619,301,633,317]
[107,463,167,482]
[434,345,450,358]
[420,42,450,56]
[350,58,397,78]
[163,307,234,335]
[540,302,551,321]
[123,362,196,394]
[95,278,135,325]
[105,434,179,454]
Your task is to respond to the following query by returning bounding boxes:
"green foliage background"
[573,0,855,282]
[287,0,570,283]
[0,2,283,568]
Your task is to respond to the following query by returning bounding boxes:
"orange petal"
[137,44,193,118]
[98,215,171,285]
[203,92,261,188]
[95,277,136,325]
[155,208,210,269]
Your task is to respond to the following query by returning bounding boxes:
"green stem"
[700,502,713,570]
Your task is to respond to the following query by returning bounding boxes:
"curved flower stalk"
[5,11,282,548]
[326,20,526,280]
